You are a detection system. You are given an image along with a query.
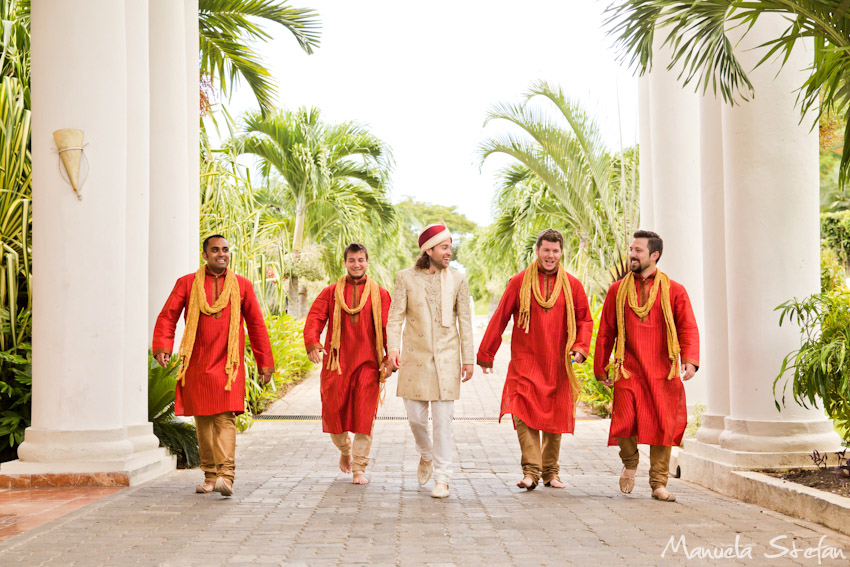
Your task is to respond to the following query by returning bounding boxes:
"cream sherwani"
[387,266,473,485]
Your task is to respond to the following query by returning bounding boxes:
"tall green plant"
[476,81,639,299]
[148,353,200,468]
[775,291,850,441]
[199,0,320,114]
[606,0,850,188]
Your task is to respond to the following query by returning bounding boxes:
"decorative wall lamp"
[53,128,87,201]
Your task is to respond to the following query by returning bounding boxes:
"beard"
[629,258,647,273]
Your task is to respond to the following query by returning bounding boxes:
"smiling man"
[304,242,392,485]
[477,229,593,490]
[387,223,474,498]
[152,235,274,497]
[594,230,700,502]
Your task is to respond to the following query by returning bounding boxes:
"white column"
[637,75,654,230]
[12,0,132,466]
[148,0,192,336]
[185,0,200,265]
[695,94,730,444]
[123,0,159,454]
[718,15,842,453]
[647,35,707,406]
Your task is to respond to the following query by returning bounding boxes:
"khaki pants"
[514,417,561,486]
[195,412,237,483]
[330,432,373,473]
[617,436,671,490]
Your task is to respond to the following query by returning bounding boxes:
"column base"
[126,422,162,453]
[694,413,726,445]
[718,417,843,453]
[678,438,850,537]
[0,426,176,487]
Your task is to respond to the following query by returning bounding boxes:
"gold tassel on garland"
[607,270,680,383]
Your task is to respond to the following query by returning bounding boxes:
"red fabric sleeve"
[672,283,700,368]
[569,274,593,357]
[476,275,520,366]
[304,285,333,352]
[593,282,620,379]
[152,277,189,354]
[241,278,275,372]
[380,287,391,358]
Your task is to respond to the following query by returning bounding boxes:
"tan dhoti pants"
[195,412,237,483]
[330,432,373,473]
[514,417,562,486]
[617,436,671,490]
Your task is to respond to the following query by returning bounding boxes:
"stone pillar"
[185,0,200,265]
[637,75,654,230]
[695,95,730,445]
[717,16,841,455]
[1,0,171,485]
[148,0,192,336]
[647,36,707,406]
[123,0,160,454]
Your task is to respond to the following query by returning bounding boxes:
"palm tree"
[199,0,321,114]
[231,107,397,315]
[605,0,850,186]
[477,81,638,297]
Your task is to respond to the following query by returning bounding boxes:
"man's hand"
[481,365,494,375]
[462,364,474,382]
[259,372,273,386]
[596,374,613,388]
[681,363,697,381]
[388,350,402,371]
[570,351,586,364]
[154,352,170,368]
[308,348,326,366]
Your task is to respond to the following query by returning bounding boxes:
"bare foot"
[352,472,369,485]
[339,454,352,474]
[516,475,536,490]
[545,478,565,488]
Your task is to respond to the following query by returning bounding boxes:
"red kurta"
[304,277,391,436]
[477,269,593,434]
[152,268,275,417]
[594,270,700,447]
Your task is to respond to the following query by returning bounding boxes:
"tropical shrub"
[148,353,200,468]
[822,211,850,270]
[243,313,312,426]
[576,298,613,417]
[775,291,850,442]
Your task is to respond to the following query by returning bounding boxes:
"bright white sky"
[226,0,638,226]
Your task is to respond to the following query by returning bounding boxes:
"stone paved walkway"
[1,319,849,566]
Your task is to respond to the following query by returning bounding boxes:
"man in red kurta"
[152,235,274,497]
[477,229,593,490]
[595,230,699,502]
[304,243,391,485]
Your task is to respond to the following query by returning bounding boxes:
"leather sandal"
[417,458,433,485]
[619,468,636,494]
[652,487,676,502]
[214,477,233,497]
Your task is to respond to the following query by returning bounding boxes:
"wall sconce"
[53,128,87,201]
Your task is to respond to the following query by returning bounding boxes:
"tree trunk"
[286,205,306,317]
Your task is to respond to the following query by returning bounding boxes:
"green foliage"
[199,0,320,114]
[395,198,478,264]
[575,298,613,417]
[821,246,845,292]
[147,353,200,468]
[606,0,850,188]
[821,211,850,269]
[471,82,639,302]
[684,403,706,439]
[243,313,312,423]
[0,338,30,459]
[775,290,850,442]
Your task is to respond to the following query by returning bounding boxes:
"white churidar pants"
[403,398,453,485]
